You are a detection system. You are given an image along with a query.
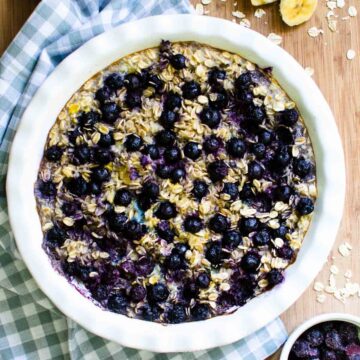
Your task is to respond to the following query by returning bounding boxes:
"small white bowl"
[280,313,360,359]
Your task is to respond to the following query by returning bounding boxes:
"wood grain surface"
[0,0,359,358]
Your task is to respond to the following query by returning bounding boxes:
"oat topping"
[35,41,316,323]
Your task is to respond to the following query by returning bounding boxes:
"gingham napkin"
[0,1,287,358]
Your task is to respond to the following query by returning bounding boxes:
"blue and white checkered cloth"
[0,1,287,358]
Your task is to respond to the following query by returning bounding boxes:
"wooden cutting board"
[0,0,359,358]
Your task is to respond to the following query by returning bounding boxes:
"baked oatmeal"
[35,41,317,323]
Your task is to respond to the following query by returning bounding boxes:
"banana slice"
[251,0,278,5]
[280,0,318,26]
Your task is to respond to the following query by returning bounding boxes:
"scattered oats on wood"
[326,0,337,10]
[305,67,314,76]
[201,0,212,4]
[347,49,356,60]
[232,11,246,19]
[328,19,338,32]
[344,270,353,279]
[348,6,357,16]
[314,281,325,292]
[240,19,251,28]
[254,9,266,18]
[316,294,327,303]
[195,3,204,15]
[307,27,324,38]
[339,242,352,256]
[336,0,345,8]
[267,33,283,45]
[330,264,339,274]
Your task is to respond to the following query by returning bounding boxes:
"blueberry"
[164,146,181,163]
[155,201,177,220]
[277,126,294,145]
[235,72,253,90]
[306,328,324,347]
[267,269,284,287]
[209,213,229,233]
[222,230,242,249]
[95,86,112,103]
[192,180,208,200]
[292,340,320,358]
[207,160,228,182]
[184,141,202,160]
[160,110,178,129]
[93,148,113,165]
[156,221,175,242]
[65,177,88,196]
[240,252,261,272]
[203,136,221,154]
[167,304,186,324]
[39,180,57,197]
[252,143,266,159]
[222,182,238,200]
[91,285,108,301]
[239,183,255,202]
[155,130,176,147]
[296,197,314,215]
[125,91,142,109]
[80,111,101,129]
[253,229,271,246]
[45,146,63,162]
[247,105,266,125]
[142,144,160,160]
[73,145,92,165]
[100,102,120,124]
[135,257,155,277]
[278,108,299,127]
[226,137,246,158]
[276,245,294,260]
[239,217,259,234]
[98,133,114,148]
[123,219,144,240]
[165,252,183,270]
[322,350,337,360]
[156,164,171,179]
[91,167,110,183]
[164,92,182,110]
[191,303,210,321]
[170,168,185,183]
[248,161,263,179]
[200,108,221,128]
[184,215,203,233]
[148,283,169,303]
[46,225,66,246]
[142,182,160,199]
[208,67,226,86]
[259,130,273,145]
[273,146,291,169]
[67,128,81,145]
[196,273,210,288]
[169,54,187,69]
[114,189,132,206]
[104,72,123,90]
[107,212,128,232]
[147,74,164,92]
[182,80,201,100]
[129,284,146,302]
[61,202,78,216]
[140,304,161,321]
[339,323,359,344]
[124,134,143,152]
[293,157,312,178]
[236,90,253,104]
[124,73,142,90]
[275,185,293,202]
[273,225,289,239]
[209,91,228,110]
[174,243,189,255]
[88,181,102,195]
[325,329,343,350]
[107,293,128,314]
[205,241,223,265]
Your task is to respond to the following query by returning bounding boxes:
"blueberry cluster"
[290,321,360,360]
[36,41,316,324]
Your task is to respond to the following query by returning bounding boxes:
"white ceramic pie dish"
[6,15,345,352]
